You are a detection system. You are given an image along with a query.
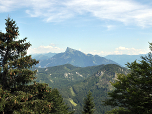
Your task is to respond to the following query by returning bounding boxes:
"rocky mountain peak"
[65,47,76,54]
[36,47,119,67]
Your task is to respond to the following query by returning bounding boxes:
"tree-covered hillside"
[32,64,105,88]
[65,64,129,114]
[33,64,129,114]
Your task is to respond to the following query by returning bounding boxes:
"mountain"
[31,52,56,61]
[31,48,147,67]
[32,64,105,89]
[63,64,129,114]
[36,47,118,68]
[105,54,147,67]
[33,64,129,114]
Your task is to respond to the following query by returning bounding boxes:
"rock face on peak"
[65,47,74,52]
[36,47,118,68]
[65,47,84,56]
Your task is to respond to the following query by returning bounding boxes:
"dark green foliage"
[0,17,72,114]
[46,88,74,114]
[82,91,95,114]
[105,107,130,114]
[102,43,152,114]
[0,18,38,90]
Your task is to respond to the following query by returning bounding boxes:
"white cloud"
[89,46,149,56]
[115,46,148,55]
[106,25,115,31]
[116,46,129,50]
[27,45,64,54]
[88,51,105,55]
[1,0,152,27]
[27,45,149,56]
[49,43,56,47]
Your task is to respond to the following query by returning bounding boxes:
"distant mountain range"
[105,54,146,67]
[31,47,147,67]
[34,47,118,68]
[32,52,56,60]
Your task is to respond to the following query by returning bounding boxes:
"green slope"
[32,64,105,89]
[33,64,129,114]
[61,64,129,114]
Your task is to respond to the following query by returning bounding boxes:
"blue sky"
[0,0,152,56]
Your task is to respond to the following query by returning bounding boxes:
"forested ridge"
[0,17,152,114]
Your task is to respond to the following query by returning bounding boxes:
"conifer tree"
[0,17,38,90]
[0,17,73,113]
[102,43,152,114]
[82,91,95,114]
[46,88,74,114]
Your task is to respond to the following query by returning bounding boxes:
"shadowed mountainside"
[35,47,118,68]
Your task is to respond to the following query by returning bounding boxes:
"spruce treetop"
[0,17,73,113]
[82,90,95,114]
[0,17,39,90]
